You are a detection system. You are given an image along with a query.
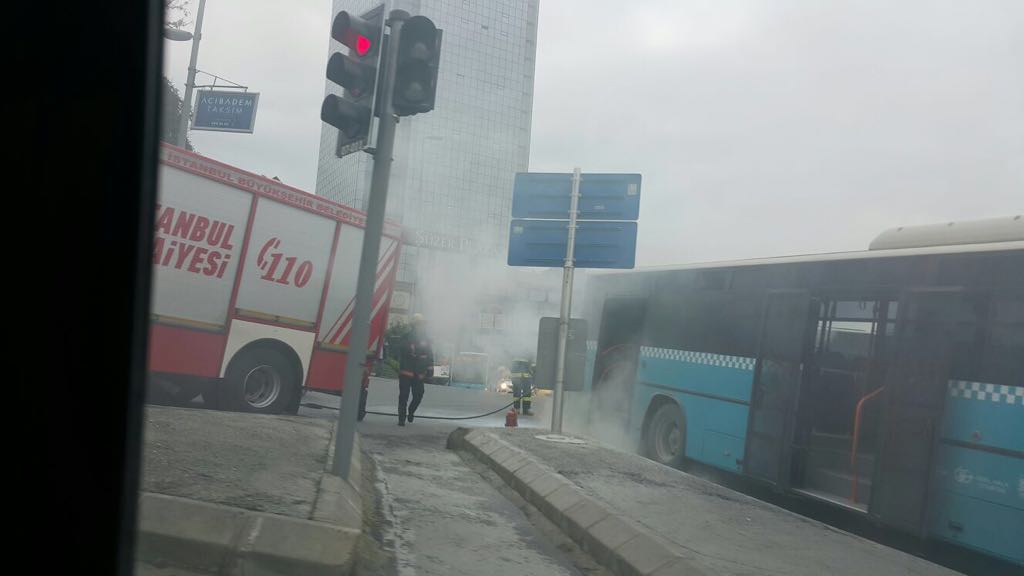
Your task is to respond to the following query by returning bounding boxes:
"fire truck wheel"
[283,387,302,414]
[223,347,296,414]
[645,403,686,468]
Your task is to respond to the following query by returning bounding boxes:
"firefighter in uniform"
[397,314,433,426]
[510,358,534,416]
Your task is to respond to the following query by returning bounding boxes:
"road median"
[448,427,707,576]
[450,427,961,576]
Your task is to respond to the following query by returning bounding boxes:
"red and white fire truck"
[147,143,401,413]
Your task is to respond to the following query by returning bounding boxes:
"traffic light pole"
[333,9,409,480]
[551,167,581,434]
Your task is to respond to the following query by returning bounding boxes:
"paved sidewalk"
[135,406,363,575]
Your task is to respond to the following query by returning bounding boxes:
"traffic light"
[392,16,442,117]
[321,6,385,156]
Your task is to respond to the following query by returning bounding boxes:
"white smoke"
[564,357,640,453]
[405,248,646,452]
[411,251,561,385]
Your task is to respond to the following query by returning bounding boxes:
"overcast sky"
[163,0,1023,267]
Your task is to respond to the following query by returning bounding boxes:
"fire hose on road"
[301,401,516,421]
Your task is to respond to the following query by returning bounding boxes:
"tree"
[164,0,191,30]
[160,76,194,150]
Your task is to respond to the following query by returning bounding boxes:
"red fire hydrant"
[505,408,518,427]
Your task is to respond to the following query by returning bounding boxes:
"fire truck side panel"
[307,231,400,392]
[234,198,336,327]
[318,225,364,344]
[148,324,226,378]
[150,165,251,329]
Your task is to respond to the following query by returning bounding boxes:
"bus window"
[730,268,768,291]
[983,296,1024,385]
[644,290,761,358]
[698,270,729,290]
[943,296,987,382]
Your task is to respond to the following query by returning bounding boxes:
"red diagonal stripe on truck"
[333,245,398,345]
[324,238,397,342]
[331,239,397,343]
[328,239,398,344]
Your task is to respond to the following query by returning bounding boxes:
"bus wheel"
[222,347,296,414]
[645,403,686,468]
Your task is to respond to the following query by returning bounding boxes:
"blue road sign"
[192,90,260,133]
[507,219,637,269]
[512,173,641,220]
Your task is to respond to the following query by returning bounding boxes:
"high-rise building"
[316,0,546,366]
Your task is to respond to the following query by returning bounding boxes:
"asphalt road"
[299,376,551,425]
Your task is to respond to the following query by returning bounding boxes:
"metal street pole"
[177,0,207,147]
[551,167,581,433]
[333,9,409,480]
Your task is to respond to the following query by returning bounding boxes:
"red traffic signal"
[323,6,385,155]
[332,11,380,58]
[356,35,371,56]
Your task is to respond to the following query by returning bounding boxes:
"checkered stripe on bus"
[640,346,756,371]
[948,380,1024,406]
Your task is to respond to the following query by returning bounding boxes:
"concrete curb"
[137,429,364,575]
[137,492,360,575]
[314,434,363,531]
[449,428,711,576]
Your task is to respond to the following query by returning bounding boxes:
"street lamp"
[166,0,208,148]
[163,28,193,42]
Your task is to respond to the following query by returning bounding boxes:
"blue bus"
[576,227,1023,565]
[449,351,489,390]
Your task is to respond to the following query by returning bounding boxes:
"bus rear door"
[871,289,962,536]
